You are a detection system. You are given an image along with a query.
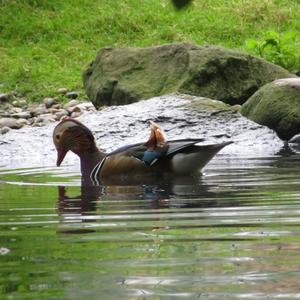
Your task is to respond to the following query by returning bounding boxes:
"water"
[1,152,300,299]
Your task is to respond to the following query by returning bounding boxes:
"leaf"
[261,38,279,53]
[265,30,279,40]
[282,31,297,41]
[245,39,259,50]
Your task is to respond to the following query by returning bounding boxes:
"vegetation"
[0,0,299,102]
[246,31,300,71]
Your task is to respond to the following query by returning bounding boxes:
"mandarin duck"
[53,118,232,184]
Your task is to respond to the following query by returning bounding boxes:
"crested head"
[53,118,96,166]
[144,121,166,149]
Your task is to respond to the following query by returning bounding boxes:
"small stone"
[77,102,95,111]
[27,118,35,125]
[35,116,46,123]
[65,108,73,114]
[0,112,9,118]
[52,103,62,109]
[0,126,10,134]
[43,97,57,109]
[66,105,82,114]
[11,90,19,97]
[30,104,48,117]
[33,114,56,126]
[17,118,30,127]
[57,87,68,95]
[55,109,69,120]
[0,103,13,113]
[71,106,81,113]
[65,91,78,99]
[64,99,79,109]
[48,108,60,114]
[71,111,81,118]
[11,111,32,119]
[12,99,27,108]
[10,107,23,113]
[0,93,11,103]
[0,117,23,129]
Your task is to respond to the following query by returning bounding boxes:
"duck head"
[53,118,97,166]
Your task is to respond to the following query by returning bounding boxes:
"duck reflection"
[57,174,237,216]
[58,185,100,215]
[56,175,242,235]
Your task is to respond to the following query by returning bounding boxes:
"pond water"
[1,151,300,299]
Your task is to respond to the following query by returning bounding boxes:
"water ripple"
[1,153,300,299]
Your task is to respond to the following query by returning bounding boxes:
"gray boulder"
[241,78,300,140]
[83,43,295,108]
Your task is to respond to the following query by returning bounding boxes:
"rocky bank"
[0,94,285,169]
[0,91,96,135]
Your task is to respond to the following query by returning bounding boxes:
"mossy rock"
[83,43,295,108]
[183,94,240,113]
[241,78,300,140]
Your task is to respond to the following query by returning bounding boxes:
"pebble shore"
[0,90,96,135]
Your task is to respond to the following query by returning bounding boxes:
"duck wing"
[107,142,167,166]
[92,139,232,180]
[107,138,206,165]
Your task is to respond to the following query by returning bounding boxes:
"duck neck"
[79,145,106,184]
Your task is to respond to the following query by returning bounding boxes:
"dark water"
[1,152,300,299]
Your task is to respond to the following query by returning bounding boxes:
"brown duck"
[53,118,232,184]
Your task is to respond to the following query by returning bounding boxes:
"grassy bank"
[0,0,300,102]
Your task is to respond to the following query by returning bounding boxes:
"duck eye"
[56,134,60,140]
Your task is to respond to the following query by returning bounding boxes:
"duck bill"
[56,149,68,167]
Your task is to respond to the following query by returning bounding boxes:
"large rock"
[241,78,300,140]
[83,43,295,108]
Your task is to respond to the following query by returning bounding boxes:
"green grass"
[0,0,300,102]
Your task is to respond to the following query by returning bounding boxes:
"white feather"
[171,147,222,175]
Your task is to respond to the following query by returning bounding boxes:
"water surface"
[1,152,300,299]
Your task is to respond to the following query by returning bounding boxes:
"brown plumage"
[53,118,232,184]
[144,121,166,149]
